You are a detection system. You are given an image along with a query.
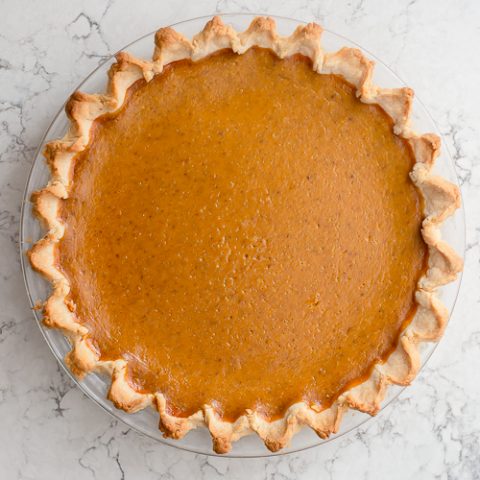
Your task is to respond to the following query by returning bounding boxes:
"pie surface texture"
[29,16,463,453]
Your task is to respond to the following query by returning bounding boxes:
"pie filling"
[59,48,427,421]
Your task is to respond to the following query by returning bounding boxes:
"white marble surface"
[1,0,479,478]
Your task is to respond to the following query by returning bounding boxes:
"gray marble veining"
[1,0,479,478]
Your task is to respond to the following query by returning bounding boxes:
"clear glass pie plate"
[19,13,465,457]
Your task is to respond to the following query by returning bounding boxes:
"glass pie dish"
[19,13,465,457]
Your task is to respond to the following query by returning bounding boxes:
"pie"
[28,16,462,453]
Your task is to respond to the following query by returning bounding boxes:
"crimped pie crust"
[28,16,463,453]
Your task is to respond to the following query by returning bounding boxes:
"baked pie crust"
[29,16,462,453]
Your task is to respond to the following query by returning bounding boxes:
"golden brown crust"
[28,16,463,453]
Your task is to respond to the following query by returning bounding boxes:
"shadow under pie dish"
[28,16,463,454]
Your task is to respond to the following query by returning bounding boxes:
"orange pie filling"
[59,48,427,421]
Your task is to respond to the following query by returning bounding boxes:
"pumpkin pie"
[28,17,463,453]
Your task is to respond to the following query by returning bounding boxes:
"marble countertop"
[1,0,479,478]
